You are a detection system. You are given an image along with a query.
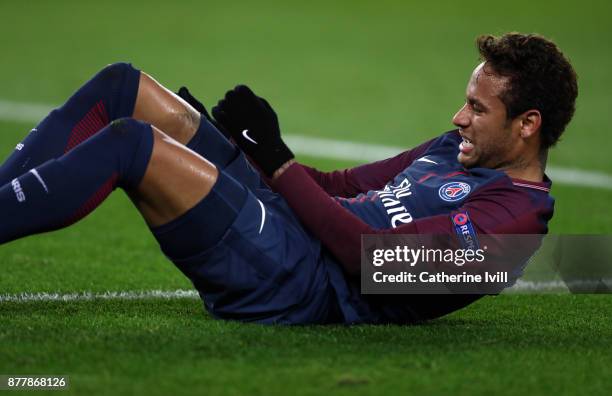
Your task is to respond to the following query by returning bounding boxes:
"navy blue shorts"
[152,118,344,324]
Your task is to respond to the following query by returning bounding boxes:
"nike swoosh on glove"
[212,85,294,177]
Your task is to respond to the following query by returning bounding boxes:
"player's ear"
[519,109,542,139]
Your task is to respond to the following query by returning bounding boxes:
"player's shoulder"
[469,169,552,202]
[466,170,554,233]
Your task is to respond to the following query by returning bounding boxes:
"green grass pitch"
[1,0,611,394]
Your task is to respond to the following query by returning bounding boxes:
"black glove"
[212,85,294,177]
[176,86,229,138]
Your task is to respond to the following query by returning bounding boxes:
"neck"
[502,150,547,182]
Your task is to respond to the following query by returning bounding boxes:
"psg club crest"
[438,182,471,202]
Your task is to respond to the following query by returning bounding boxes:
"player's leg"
[132,73,263,189]
[0,63,140,186]
[130,123,246,235]
[0,118,243,247]
[0,117,337,324]
[0,118,150,243]
[0,63,259,189]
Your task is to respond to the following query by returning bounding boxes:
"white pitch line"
[0,99,52,123]
[1,280,609,303]
[2,99,612,190]
[0,289,200,303]
[507,279,611,292]
[285,134,612,190]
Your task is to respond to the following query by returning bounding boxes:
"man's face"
[452,62,520,169]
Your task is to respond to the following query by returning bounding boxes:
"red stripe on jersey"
[512,182,551,192]
[443,171,468,179]
[418,172,437,183]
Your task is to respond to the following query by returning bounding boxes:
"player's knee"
[96,117,154,190]
[108,117,150,137]
[94,62,136,86]
[105,118,154,184]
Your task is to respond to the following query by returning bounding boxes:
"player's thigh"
[187,116,266,191]
[132,126,218,227]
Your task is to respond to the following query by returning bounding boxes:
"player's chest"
[378,149,502,212]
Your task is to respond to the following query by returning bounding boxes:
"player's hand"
[212,85,294,177]
[176,86,229,138]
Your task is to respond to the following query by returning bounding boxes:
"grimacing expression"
[452,62,521,169]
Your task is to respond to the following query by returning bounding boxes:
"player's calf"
[0,118,153,244]
[0,62,140,186]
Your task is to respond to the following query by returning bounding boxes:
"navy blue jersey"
[334,131,553,230]
[274,130,555,323]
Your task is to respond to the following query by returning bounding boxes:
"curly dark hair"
[477,33,578,150]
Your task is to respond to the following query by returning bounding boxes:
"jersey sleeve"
[273,163,549,276]
[297,135,437,198]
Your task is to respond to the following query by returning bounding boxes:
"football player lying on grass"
[0,32,577,324]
